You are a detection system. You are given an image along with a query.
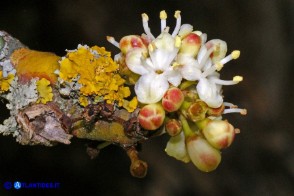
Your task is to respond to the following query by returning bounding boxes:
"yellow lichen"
[36,78,53,104]
[123,97,138,113]
[58,45,137,112]
[0,71,14,92]
[79,96,89,107]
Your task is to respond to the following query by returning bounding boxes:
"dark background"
[0,0,293,195]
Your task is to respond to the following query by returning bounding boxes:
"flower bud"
[179,33,201,57]
[187,100,208,122]
[186,135,221,172]
[138,103,165,130]
[119,35,147,55]
[165,131,190,163]
[202,120,235,149]
[165,118,182,136]
[162,87,184,112]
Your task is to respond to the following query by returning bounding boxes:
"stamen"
[201,62,223,78]
[106,36,120,48]
[220,50,240,65]
[233,76,243,82]
[223,102,238,108]
[175,36,181,48]
[234,128,241,134]
[172,10,181,37]
[142,13,155,40]
[160,10,167,32]
[211,76,242,85]
[223,108,247,115]
[215,62,223,71]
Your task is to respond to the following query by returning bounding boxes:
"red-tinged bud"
[187,100,208,122]
[186,135,221,172]
[165,119,182,136]
[179,33,201,57]
[202,120,235,149]
[119,35,147,55]
[138,103,165,130]
[162,87,184,112]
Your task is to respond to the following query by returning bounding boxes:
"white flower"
[125,33,182,103]
[108,10,244,106]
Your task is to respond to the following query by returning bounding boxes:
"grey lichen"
[0,31,26,61]
[0,76,38,138]
[5,77,38,112]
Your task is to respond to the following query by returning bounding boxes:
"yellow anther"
[172,62,181,68]
[232,50,240,59]
[240,109,247,115]
[235,128,241,134]
[142,13,149,21]
[160,10,167,19]
[148,44,154,52]
[174,10,181,18]
[106,36,114,42]
[215,62,224,71]
[175,36,182,48]
[233,76,243,82]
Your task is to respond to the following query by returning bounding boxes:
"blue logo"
[14,181,22,190]
[3,181,12,190]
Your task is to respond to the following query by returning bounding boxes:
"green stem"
[179,114,194,138]
[179,80,196,90]
[97,141,112,150]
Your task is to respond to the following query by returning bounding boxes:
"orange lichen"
[10,48,60,84]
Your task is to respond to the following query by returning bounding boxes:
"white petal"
[165,131,190,163]
[197,45,208,68]
[135,73,169,104]
[166,69,182,86]
[177,54,202,81]
[181,65,202,81]
[152,48,178,71]
[149,34,178,71]
[205,39,227,63]
[200,33,207,44]
[196,78,223,108]
[125,48,149,75]
[178,24,193,38]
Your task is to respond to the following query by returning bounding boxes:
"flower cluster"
[56,44,137,111]
[108,10,247,172]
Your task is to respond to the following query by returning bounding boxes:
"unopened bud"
[138,103,165,130]
[179,33,201,57]
[119,35,147,54]
[202,120,235,149]
[186,135,221,172]
[162,87,184,112]
[165,119,182,136]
